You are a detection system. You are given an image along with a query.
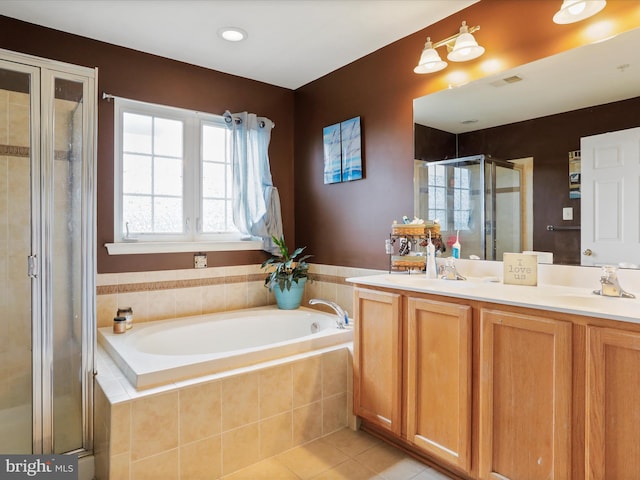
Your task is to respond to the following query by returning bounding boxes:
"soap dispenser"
[426,232,437,279]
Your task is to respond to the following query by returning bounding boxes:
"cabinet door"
[586,327,640,479]
[353,288,402,435]
[479,309,572,480]
[406,297,472,472]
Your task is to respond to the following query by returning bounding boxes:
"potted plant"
[262,235,311,309]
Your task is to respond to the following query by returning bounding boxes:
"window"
[427,164,471,232]
[201,122,234,233]
[452,166,471,231]
[121,111,185,235]
[109,99,259,254]
[427,163,447,226]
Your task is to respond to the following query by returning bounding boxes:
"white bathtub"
[98,306,353,389]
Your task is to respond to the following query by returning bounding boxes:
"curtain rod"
[223,112,273,129]
[102,92,275,128]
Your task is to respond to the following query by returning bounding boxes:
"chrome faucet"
[594,266,636,298]
[440,257,466,281]
[309,299,348,329]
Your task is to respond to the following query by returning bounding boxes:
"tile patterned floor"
[222,427,453,480]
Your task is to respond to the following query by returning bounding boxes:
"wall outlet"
[194,253,207,269]
[562,207,573,221]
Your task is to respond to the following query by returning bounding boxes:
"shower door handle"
[27,255,38,278]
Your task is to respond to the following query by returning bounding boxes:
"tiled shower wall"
[0,89,80,406]
[0,89,31,413]
[0,87,82,452]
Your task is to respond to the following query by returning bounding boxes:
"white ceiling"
[0,0,477,89]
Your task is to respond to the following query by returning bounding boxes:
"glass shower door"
[49,75,87,454]
[0,62,38,454]
[0,52,95,457]
[494,163,522,260]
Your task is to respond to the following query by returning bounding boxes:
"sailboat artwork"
[340,116,362,182]
[322,116,363,184]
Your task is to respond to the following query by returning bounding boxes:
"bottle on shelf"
[452,230,461,259]
[426,232,437,279]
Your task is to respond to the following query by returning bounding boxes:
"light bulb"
[553,0,606,24]
[568,1,586,15]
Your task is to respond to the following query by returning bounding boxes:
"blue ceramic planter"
[272,278,306,310]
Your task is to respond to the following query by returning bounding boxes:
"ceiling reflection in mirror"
[413,27,640,266]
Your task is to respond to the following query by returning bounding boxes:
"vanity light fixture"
[447,21,485,62]
[413,38,447,74]
[414,21,484,74]
[553,0,606,24]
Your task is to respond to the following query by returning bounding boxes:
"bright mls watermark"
[0,455,77,479]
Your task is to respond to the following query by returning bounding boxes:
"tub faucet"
[594,266,636,298]
[309,299,348,329]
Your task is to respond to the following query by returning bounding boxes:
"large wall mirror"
[414,27,640,266]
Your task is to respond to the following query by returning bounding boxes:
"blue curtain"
[224,111,283,253]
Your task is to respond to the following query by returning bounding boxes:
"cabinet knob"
[583,249,593,256]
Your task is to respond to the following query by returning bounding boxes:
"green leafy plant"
[262,236,311,292]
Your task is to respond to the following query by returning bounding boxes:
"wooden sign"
[503,253,538,286]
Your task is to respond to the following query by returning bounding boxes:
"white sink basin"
[550,293,640,309]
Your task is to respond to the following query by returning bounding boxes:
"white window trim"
[109,97,261,255]
[104,238,262,255]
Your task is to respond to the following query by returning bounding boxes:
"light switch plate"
[194,253,207,269]
[562,207,573,221]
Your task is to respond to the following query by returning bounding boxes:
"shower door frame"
[415,155,521,260]
[485,157,522,261]
[0,48,97,456]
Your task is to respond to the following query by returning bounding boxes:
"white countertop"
[347,273,640,324]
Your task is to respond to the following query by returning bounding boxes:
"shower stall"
[0,49,95,456]
[414,155,522,260]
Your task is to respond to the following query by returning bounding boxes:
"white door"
[581,127,640,266]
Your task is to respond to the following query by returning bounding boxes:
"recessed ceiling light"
[218,27,247,42]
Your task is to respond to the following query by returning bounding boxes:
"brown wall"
[0,15,295,273]
[2,0,640,273]
[294,0,640,270]
[414,125,455,163]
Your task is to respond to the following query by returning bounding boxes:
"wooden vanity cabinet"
[478,308,572,480]
[406,297,472,472]
[354,288,474,475]
[586,327,640,479]
[352,283,640,480]
[353,287,403,435]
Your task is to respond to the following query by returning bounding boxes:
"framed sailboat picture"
[340,116,362,182]
[322,123,342,184]
[323,116,364,184]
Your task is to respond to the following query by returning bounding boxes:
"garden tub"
[97,305,353,388]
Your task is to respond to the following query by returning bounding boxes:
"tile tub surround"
[94,343,355,480]
[96,264,382,328]
[95,261,640,329]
